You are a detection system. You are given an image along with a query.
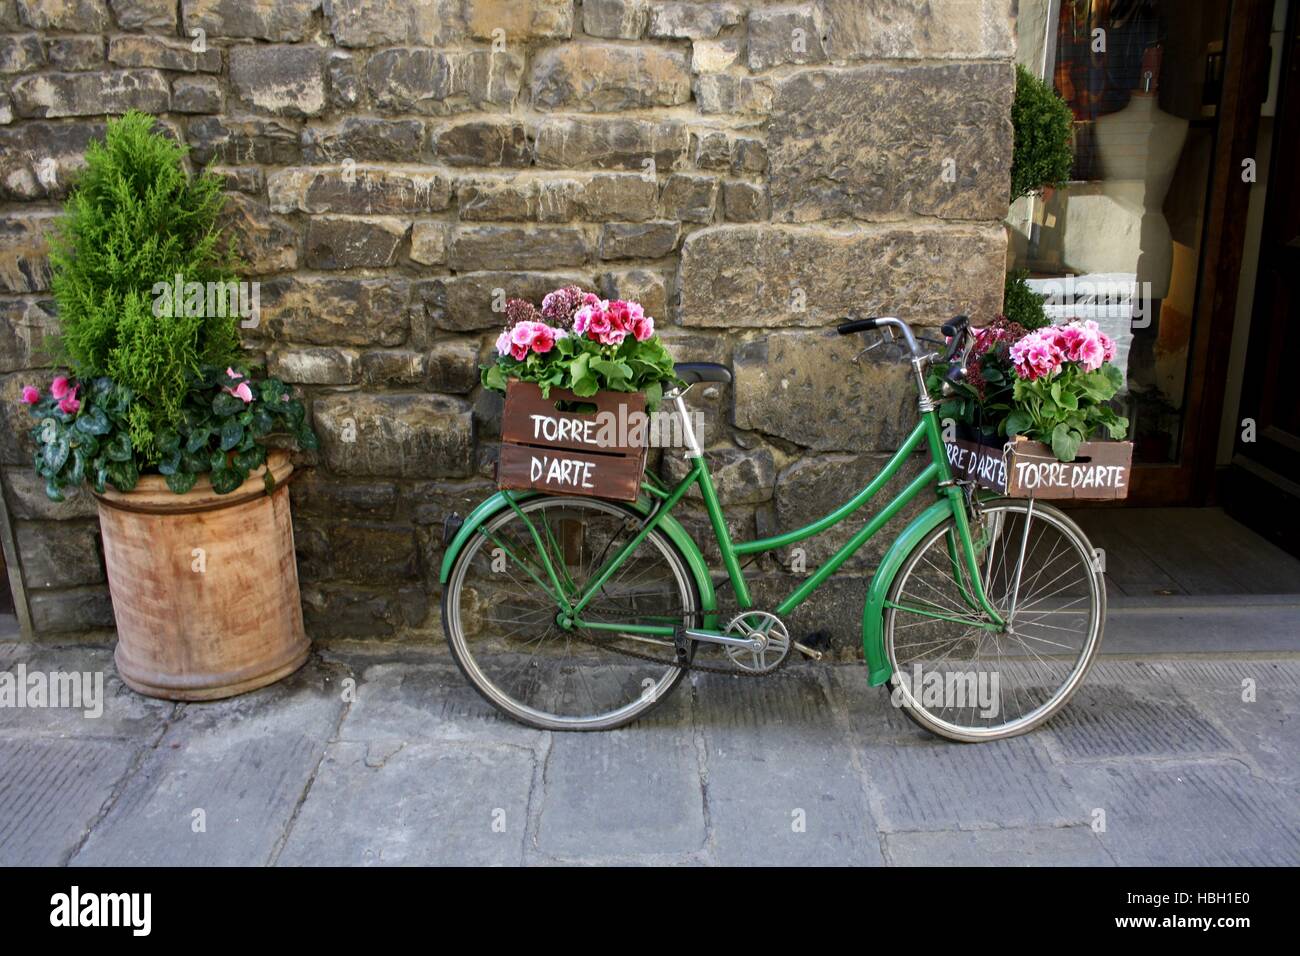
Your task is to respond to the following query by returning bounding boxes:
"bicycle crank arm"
[682,628,765,651]
[792,641,823,661]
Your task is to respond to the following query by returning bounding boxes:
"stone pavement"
[1,640,1298,866]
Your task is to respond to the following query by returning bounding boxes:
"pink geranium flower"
[21,385,39,404]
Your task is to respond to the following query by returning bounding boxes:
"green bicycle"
[439,316,1106,741]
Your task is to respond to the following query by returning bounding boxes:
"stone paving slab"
[0,736,143,866]
[1058,761,1300,867]
[692,669,884,865]
[883,826,1114,866]
[2,642,1298,866]
[277,740,536,866]
[68,660,347,867]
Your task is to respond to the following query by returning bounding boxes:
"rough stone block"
[45,36,103,71]
[598,220,678,260]
[597,267,666,318]
[305,215,407,270]
[181,0,319,42]
[448,224,589,271]
[0,34,44,73]
[576,173,658,222]
[747,4,827,70]
[0,212,54,293]
[171,75,222,114]
[733,332,916,452]
[261,275,409,346]
[216,192,297,275]
[268,166,451,215]
[9,68,168,118]
[464,0,573,40]
[678,224,1005,327]
[301,118,425,164]
[325,0,462,47]
[821,0,1016,61]
[409,221,450,265]
[0,296,55,371]
[16,520,104,589]
[582,0,646,39]
[229,44,325,118]
[16,0,109,31]
[691,37,739,73]
[314,392,475,478]
[659,173,716,223]
[531,43,690,111]
[722,179,768,221]
[107,35,221,72]
[768,63,1013,222]
[534,116,687,171]
[187,116,300,166]
[426,339,479,393]
[267,346,360,385]
[431,119,531,167]
[109,0,176,31]
[364,48,523,114]
[693,73,771,115]
[647,1,740,39]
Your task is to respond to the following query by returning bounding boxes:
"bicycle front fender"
[861,497,958,686]
[438,491,719,628]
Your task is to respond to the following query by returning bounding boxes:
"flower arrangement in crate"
[481,286,680,502]
[933,317,1133,499]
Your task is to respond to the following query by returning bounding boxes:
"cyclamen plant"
[22,365,317,500]
[482,286,678,409]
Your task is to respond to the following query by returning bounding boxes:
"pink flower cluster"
[573,297,654,346]
[1009,321,1117,381]
[495,320,567,360]
[21,376,80,414]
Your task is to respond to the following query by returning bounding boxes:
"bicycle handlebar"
[837,315,971,364]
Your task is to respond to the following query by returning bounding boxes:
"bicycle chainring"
[723,611,791,674]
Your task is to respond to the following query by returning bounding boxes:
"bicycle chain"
[565,616,793,677]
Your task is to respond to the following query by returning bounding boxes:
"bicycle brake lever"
[852,326,895,363]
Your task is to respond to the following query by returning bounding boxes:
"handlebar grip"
[941,315,970,338]
[837,318,881,336]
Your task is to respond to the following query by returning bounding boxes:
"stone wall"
[0,0,1016,650]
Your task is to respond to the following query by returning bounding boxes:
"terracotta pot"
[95,450,309,701]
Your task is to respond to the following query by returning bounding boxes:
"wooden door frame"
[1128,0,1274,505]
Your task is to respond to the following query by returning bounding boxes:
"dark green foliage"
[1003,269,1050,331]
[29,367,317,500]
[47,111,239,461]
[1010,63,1074,202]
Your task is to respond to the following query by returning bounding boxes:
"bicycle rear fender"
[861,497,957,686]
[438,491,719,628]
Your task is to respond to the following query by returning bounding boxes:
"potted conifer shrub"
[17,112,318,700]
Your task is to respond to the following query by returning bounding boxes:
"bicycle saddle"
[674,362,732,385]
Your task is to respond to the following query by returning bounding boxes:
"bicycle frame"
[440,398,1007,687]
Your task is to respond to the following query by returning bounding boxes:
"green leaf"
[185,428,212,453]
[210,467,243,495]
[43,432,71,474]
[296,427,319,451]
[1004,410,1032,437]
[104,432,133,462]
[1050,422,1081,462]
[165,470,198,495]
[44,478,65,503]
[212,391,245,416]
[219,418,244,451]
[74,405,111,436]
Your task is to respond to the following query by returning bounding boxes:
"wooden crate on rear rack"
[944,434,1133,500]
[496,380,648,503]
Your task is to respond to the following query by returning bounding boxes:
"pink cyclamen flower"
[57,386,80,414]
[50,376,71,400]
[21,385,40,404]
[226,366,242,381]
[225,381,254,403]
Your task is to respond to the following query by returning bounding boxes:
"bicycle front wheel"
[883,499,1105,741]
[441,496,701,731]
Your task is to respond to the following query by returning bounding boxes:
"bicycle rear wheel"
[441,496,700,731]
[882,499,1104,741]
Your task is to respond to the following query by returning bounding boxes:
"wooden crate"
[945,434,1133,500]
[497,380,649,502]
